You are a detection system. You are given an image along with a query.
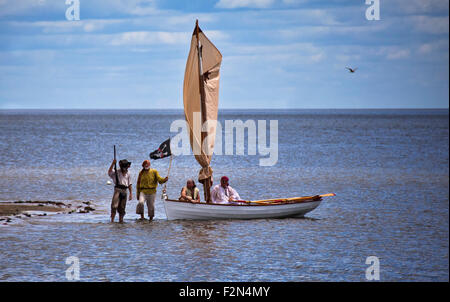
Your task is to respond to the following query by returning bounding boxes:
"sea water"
[0,109,448,281]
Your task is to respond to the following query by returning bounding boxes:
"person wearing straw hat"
[136,159,168,220]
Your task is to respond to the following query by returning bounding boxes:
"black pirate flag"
[149,138,172,160]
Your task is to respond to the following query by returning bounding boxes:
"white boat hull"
[163,199,321,220]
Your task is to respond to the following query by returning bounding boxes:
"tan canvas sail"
[183,21,222,202]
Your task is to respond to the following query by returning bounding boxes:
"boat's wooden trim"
[165,196,321,206]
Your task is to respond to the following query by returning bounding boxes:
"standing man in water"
[108,159,133,223]
[136,159,168,221]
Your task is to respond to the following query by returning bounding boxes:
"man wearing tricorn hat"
[108,159,133,223]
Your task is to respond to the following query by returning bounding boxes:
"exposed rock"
[13,200,66,207]
[0,200,96,224]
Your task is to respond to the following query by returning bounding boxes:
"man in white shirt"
[108,159,133,223]
[211,176,241,204]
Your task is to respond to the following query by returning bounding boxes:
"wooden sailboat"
[163,21,335,220]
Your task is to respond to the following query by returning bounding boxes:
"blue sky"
[0,0,448,109]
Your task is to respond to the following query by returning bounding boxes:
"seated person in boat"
[179,179,200,203]
[211,176,241,204]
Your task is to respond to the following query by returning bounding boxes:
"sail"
[183,22,222,183]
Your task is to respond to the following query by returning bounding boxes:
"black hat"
[119,159,131,168]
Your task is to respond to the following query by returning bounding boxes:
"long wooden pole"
[162,154,173,197]
[166,154,173,178]
[113,145,119,186]
[195,19,212,203]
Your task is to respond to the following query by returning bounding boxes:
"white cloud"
[109,30,228,46]
[418,43,433,54]
[9,19,124,33]
[276,22,387,39]
[109,31,189,46]
[390,0,449,14]
[387,49,410,60]
[309,52,324,63]
[81,20,120,32]
[204,30,229,41]
[379,47,411,60]
[417,39,449,54]
[335,54,362,63]
[164,14,215,27]
[123,0,157,15]
[215,0,275,9]
[0,0,158,17]
[411,15,449,34]
[223,42,326,68]
[0,0,61,17]
[282,0,308,4]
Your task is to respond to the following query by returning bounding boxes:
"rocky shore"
[0,200,96,225]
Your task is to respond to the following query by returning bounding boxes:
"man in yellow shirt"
[136,160,168,220]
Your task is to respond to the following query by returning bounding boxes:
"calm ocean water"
[0,109,448,281]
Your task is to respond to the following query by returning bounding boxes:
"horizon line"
[0,108,449,111]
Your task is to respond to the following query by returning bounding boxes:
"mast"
[195,20,212,203]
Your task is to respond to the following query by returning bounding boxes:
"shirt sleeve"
[211,186,218,202]
[128,173,132,186]
[230,187,240,200]
[155,170,166,184]
[136,171,142,191]
[108,170,115,179]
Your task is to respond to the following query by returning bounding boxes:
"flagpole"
[165,136,173,179]
[162,154,173,199]
[166,154,173,178]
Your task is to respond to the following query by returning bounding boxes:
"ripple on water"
[0,110,448,281]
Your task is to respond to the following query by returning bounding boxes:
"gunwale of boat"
[164,196,322,206]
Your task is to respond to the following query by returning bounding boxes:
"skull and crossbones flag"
[149,138,172,160]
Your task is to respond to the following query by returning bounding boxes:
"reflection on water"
[0,109,448,281]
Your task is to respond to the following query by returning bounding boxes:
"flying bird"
[346,67,357,73]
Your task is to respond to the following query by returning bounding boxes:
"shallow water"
[0,109,448,281]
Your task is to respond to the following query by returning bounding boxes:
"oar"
[238,193,336,205]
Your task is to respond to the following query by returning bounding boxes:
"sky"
[0,0,448,109]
